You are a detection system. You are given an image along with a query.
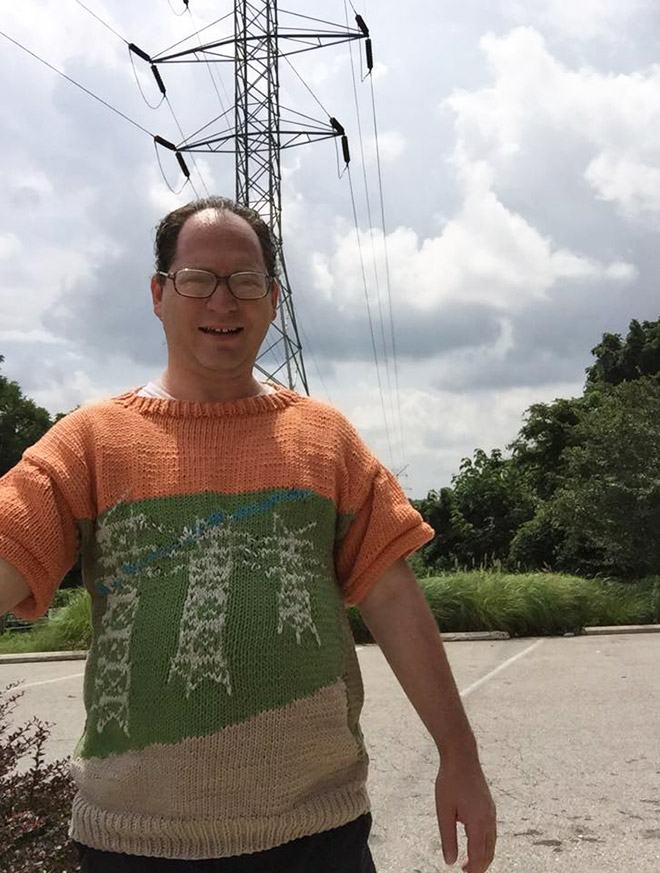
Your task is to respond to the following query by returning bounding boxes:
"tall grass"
[348,571,660,643]
[0,588,90,655]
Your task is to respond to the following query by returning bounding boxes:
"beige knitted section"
[69,680,370,859]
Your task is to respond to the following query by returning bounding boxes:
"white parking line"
[460,639,544,698]
[21,672,85,689]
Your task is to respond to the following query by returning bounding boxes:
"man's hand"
[436,750,497,873]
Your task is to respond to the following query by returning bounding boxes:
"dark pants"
[75,813,377,873]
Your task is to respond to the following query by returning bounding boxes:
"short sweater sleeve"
[0,410,95,620]
[333,418,434,606]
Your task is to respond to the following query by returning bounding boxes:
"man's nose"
[206,277,237,310]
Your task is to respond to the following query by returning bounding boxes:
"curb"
[0,651,87,665]
[442,631,510,642]
[1,626,659,664]
[582,624,660,636]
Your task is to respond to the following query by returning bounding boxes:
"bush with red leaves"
[0,682,79,873]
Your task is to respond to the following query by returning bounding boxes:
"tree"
[450,448,538,567]
[415,451,538,571]
[508,502,565,571]
[412,487,465,571]
[585,318,660,389]
[551,378,660,578]
[0,356,53,478]
[507,395,601,502]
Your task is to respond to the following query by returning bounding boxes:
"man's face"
[151,210,279,383]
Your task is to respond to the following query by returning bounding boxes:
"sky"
[1,0,659,498]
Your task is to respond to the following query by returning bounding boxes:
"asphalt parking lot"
[2,633,659,873]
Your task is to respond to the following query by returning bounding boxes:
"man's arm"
[0,556,31,615]
[357,557,496,873]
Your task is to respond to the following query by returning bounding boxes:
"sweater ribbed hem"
[69,784,371,860]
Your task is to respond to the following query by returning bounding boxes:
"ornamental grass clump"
[0,588,91,656]
[0,682,79,873]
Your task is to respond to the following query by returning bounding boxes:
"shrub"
[0,683,79,872]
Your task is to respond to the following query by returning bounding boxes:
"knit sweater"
[0,384,434,860]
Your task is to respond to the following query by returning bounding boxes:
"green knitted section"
[76,488,356,759]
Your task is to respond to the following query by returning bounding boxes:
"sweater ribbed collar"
[114,382,302,418]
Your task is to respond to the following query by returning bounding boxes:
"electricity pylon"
[149,2,371,392]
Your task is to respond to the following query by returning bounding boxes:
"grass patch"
[0,588,91,655]
[348,571,660,643]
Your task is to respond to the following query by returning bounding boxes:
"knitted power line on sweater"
[0,384,433,860]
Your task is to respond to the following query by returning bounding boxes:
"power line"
[285,265,335,404]
[72,1,211,196]
[152,10,234,60]
[167,0,189,16]
[129,49,166,110]
[281,54,331,119]
[344,2,399,469]
[297,316,334,405]
[0,26,199,199]
[154,140,194,196]
[347,164,395,470]
[369,71,406,469]
[0,28,153,139]
[164,96,210,196]
[186,4,232,117]
[71,0,128,44]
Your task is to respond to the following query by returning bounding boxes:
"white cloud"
[445,27,660,226]
[312,155,634,314]
[1,0,126,72]
[0,233,22,260]
[324,359,584,494]
[501,0,652,41]
[370,60,388,82]
[0,329,67,345]
[362,130,406,164]
[585,153,660,223]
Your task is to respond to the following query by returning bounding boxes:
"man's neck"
[160,368,266,403]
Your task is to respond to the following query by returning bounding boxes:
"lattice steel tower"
[151,2,371,391]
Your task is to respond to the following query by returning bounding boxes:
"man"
[0,196,496,872]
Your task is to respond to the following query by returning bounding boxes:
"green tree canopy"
[0,356,53,478]
[550,377,660,578]
[415,449,537,571]
[585,318,660,389]
[507,396,590,501]
[412,487,464,570]
[450,448,537,566]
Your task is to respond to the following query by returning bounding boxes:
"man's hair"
[153,196,278,278]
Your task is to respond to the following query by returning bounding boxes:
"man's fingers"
[463,820,496,873]
[437,804,458,865]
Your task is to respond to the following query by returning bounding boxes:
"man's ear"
[270,279,280,321]
[151,275,164,321]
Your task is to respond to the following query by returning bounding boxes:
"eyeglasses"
[157,268,272,300]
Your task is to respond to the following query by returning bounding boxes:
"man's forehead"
[181,209,252,236]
